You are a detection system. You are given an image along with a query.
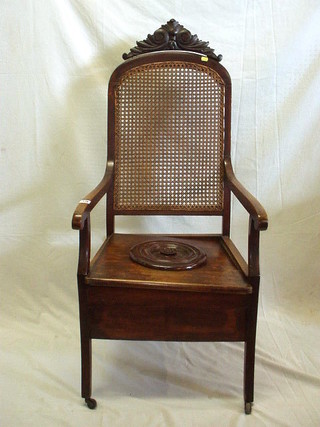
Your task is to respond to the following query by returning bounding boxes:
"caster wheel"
[245,402,252,414]
[85,398,97,409]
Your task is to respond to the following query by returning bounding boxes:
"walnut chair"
[72,19,268,414]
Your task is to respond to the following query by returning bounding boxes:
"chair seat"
[86,234,251,295]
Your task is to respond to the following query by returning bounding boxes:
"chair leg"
[80,334,97,409]
[244,339,254,414]
[243,279,259,415]
[78,271,97,410]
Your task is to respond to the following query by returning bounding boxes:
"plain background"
[1,1,320,426]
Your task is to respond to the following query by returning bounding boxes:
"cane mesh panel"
[114,61,225,212]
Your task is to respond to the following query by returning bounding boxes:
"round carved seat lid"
[129,240,207,270]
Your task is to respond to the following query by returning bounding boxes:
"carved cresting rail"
[123,19,223,61]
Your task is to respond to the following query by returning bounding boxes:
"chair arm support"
[224,157,268,231]
[72,161,114,230]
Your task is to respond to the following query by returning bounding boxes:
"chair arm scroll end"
[72,208,88,230]
[254,215,268,231]
[72,199,92,230]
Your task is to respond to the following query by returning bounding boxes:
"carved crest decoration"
[123,19,223,62]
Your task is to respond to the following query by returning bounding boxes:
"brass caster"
[85,397,97,409]
[245,402,252,414]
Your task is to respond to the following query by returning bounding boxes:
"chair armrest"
[224,157,268,231]
[72,161,114,230]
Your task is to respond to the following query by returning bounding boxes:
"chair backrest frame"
[106,50,232,235]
